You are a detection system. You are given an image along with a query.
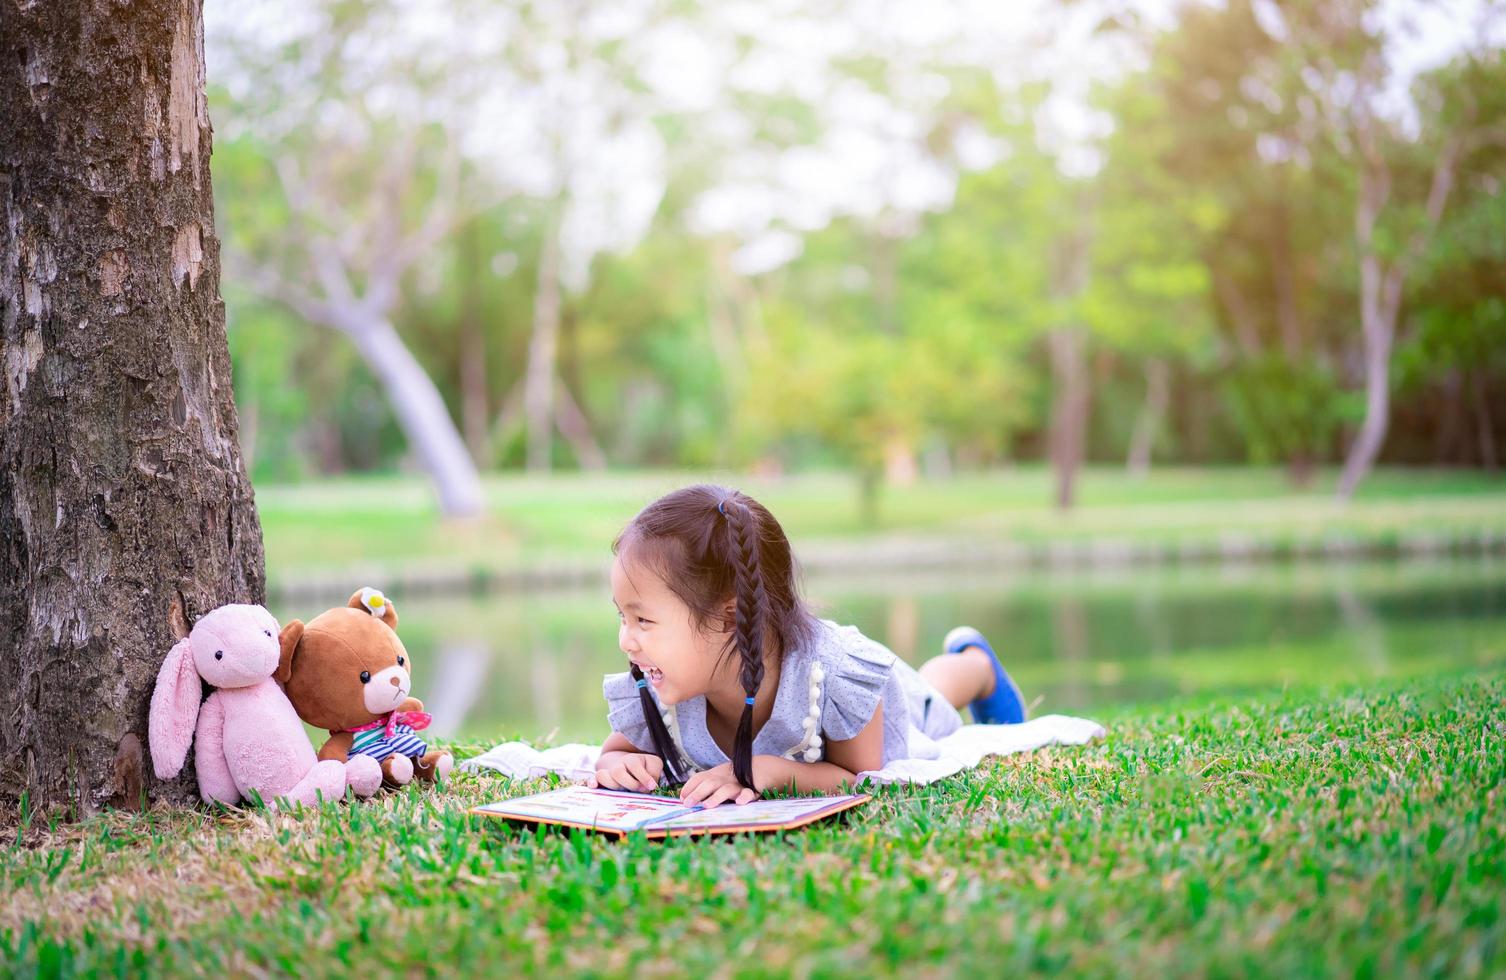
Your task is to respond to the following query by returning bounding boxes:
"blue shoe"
[943,626,1026,724]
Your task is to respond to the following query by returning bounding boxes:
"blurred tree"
[209,0,502,516]
[1247,0,1506,499]
[1086,73,1220,477]
[1396,53,1506,469]
[1106,0,1351,482]
[495,0,671,473]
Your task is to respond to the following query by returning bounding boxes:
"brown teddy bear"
[277,588,453,787]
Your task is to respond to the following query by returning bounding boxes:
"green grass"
[255,467,1506,584]
[4,669,1503,976]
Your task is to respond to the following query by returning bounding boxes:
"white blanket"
[458,714,1105,786]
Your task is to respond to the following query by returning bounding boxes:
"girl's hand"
[679,763,758,807]
[677,758,789,806]
[590,752,664,792]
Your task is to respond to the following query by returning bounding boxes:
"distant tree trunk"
[1211,265,1262,360]
[1048,219,1093,511]
[554,384,606,470]
[1336,107,1462,501]
[1471,369,1498,472]
[243,284,485,516]
[1049,327,1090,509]
[883,435,917,486]
[0,0,265,811]
[340,314,484,516]
[1434,369,1465,465]
[457,220,491,466]
[525,213,561,473]
[1337,243,1395,501]
[1127,358,1169,478]
[1270,191,1304,360]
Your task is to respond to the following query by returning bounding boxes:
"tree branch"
[272,156,358,307]
[230,257,344,329]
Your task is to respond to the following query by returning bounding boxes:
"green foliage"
[204,3,1506,482]
[1221,355,1350,468]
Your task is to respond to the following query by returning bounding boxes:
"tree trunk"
[343,315,484,517]
[258,290,485,516]
[1271,189,1304,360]
[525,216,561,473]
[1212,266,1262,360]
[1336,256,1394,501]
[554,383,606,471]
[1048,216,1093,511]
[457,220,490,466]
[1049,327,1090,510]
[0,0,265,811]
[1126,358,1169,478]
[1434,369,1465,465]
[1471,368,1498,472]
[1337,116,1460,501]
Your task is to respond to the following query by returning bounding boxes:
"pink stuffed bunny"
[149,603,383,807]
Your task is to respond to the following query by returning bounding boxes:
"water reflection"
[423,643,489,739]
[271,556,1506,744]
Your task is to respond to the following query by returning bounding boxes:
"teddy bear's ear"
[275,620,304,683]
[348,587,399,631]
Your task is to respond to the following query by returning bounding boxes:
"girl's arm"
[681,704,885,805]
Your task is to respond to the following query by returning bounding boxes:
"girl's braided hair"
[614,484,816,789]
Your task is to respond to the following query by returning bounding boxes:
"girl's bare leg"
[918,646,997,710]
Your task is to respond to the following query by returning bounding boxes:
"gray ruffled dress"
[603,619,963,772]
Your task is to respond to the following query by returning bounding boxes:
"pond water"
[271,556,1506,744]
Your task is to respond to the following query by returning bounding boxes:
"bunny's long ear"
[149,638,201,779]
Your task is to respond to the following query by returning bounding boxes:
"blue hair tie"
[745,696,755,706]
[717,499,728,517]
[636,678,648,690]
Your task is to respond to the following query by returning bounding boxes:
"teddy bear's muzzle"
[363,664,412,714]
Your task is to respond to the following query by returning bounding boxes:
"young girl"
[591,484,1026,807]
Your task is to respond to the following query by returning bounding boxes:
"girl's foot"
[943,626,1026,724]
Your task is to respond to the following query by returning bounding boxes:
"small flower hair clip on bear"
[357,587,389,618]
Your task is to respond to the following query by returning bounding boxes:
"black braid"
[631,663,687,785]
[722,495,770,791]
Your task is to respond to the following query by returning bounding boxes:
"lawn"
[255,467,1506,587]
[4,668,1502,976]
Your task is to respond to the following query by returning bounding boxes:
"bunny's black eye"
[263,630,272,637]
[359,671,371,684]
[214,650,224,660]
[397,656,405,667]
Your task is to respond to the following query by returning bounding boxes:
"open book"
[471,786,870,839]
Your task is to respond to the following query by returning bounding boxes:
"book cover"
[471,786,871,838]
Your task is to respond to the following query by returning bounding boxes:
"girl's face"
[611,555,728,706]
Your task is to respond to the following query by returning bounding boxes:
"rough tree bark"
[1,0,265,811]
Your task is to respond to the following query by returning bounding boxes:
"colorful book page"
[473,786,690,833]
[648,794,869,833]
[472,786,870,838]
